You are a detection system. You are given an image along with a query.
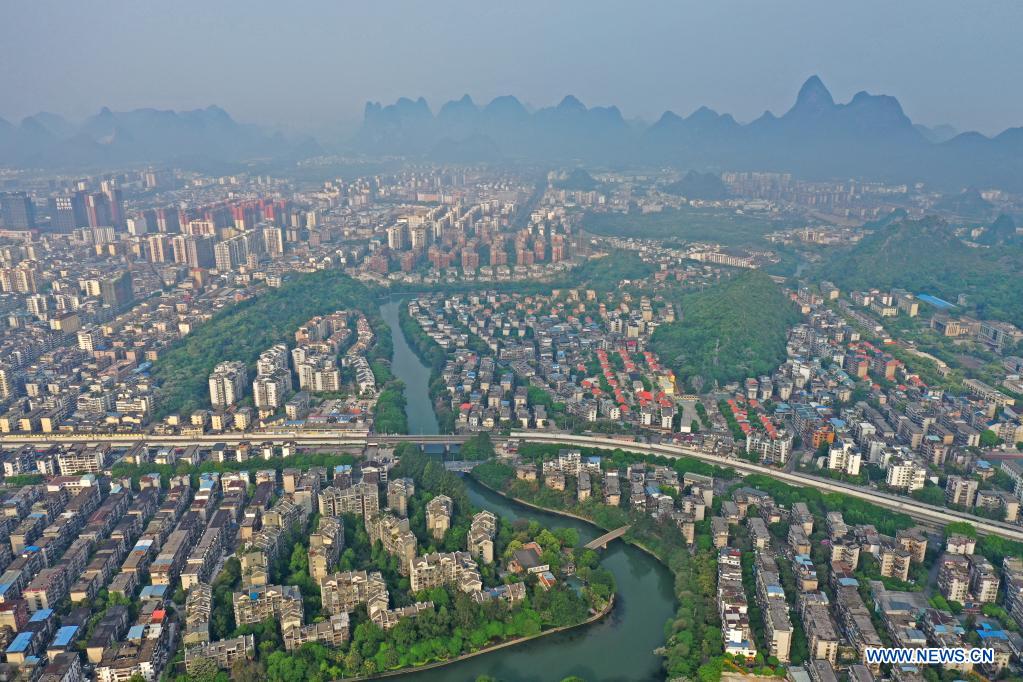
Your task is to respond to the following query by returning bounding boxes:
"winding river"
[380,301,677,682]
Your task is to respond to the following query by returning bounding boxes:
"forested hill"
[818,217,1023,328]
[650,271,800,391]
[151,270,377,418]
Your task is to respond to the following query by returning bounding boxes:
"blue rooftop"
[6,631,33,654]
[918,294,955,310]
[126,625,145,640]
[29,608,53,622]
[977,623,1007,640]
[51,625,78,648]
[140,584,168,599]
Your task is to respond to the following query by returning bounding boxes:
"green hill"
[151,269,377,418]
[977,214,1019,246]
[650,271,800,391]
[820,217,1023,327]
[933,188,993,220]
[662,171,729,200]
[555,168,598,191]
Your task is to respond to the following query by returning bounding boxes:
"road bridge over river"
[584,526,631,550]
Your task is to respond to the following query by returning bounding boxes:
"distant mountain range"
[0,106,317,169]
[4,77,1023,191]
[357,77,1023,192]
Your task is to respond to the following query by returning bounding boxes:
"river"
[381,300,439,435]
[380,300,677,682]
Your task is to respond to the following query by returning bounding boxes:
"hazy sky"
[3,0,1022,136]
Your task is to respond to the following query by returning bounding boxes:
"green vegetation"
[151,269,377,417]
[976,534,1023,566]
[980,429,1003,448]
[981,603,1021,632]
[182,444,606,681]
[631,515,730,681]
[399,303,457,433]
[566,251,655,289]
[584,206,792,248]
[910,483,946,506]
[457,432,496,461]
[2,474,43,486]
[856,554,927,592]
[717,400,747,442]
[741,474,914,537]
[933,188,993,219]
[819,217,1023,328]
[554,168,598,191]
[470,444,748,679]
[374,381,409,434]
[651,271,801,390]
[978,214,1019,247]
[694,402,711,430]
[662,171,730,200]
[472,460,516,490]
[400,304,446,372]
[210,557,242,639]
[944,521,978,538]
[516,442,733,480]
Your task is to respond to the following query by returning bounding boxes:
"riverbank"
[380,300,439,435]
[472,476,611,528]
[470,475,670,570]
[356,595,616,681]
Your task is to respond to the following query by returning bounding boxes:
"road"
[508,431,1023,543]
[0,431,473,446]
[3,428,1022,542]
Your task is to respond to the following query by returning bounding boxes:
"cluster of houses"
[408,289,684,433]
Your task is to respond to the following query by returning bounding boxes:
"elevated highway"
[2,428,1021,542]
[510,431,1023,543]
[0,431,472,447]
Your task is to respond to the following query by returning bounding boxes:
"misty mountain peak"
[652,111,684,127]
[483,95,528,119]
[793,75,835,112]
[687,105,723,122]
[557,95,586,112]
[439,94,478,112]
[204,105,233,120]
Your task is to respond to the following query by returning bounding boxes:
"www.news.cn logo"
[865,648,996,666]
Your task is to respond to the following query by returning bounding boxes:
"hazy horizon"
[3,0,1023,137]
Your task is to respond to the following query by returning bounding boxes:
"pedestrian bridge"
[584,525,631,550]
